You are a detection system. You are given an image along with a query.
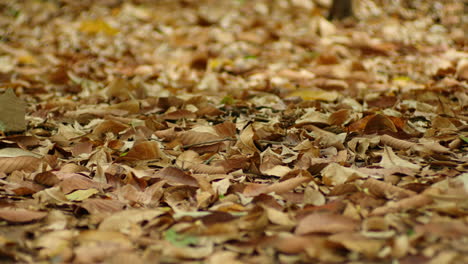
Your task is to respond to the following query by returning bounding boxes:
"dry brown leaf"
[213,121,237,138]
[179,130,222,146]
[380,134,416,150]
[236,124,259,155]
[34,171,60,186]
[92,120,129,139]
[154,167,199,187]
[364,114,398,134]
[80,198,125,215]
[0,156,41,173]
[0,208,47,223]
[162,109,196,120]
[58,174,110,194]
[295,213,358,235]
[371,192,433,216]
[125,141,162,160]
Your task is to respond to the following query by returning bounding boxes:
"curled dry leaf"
[244,176,311,197]
[380,134,416,150]
[362,178,416,200]
[328,232,385,258]
[371,192,433,216]
[237,124,259,155]
[379,146,420,170]
[328,109,353,126]
[307,125,344,150]
[364,114,398,134]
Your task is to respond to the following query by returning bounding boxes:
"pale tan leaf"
[328,232,385,258]
[65,188,99,201]
[362,178,416,200]
[34,230,75,260]
[321,163,367,186]
[263,206,296,227]
[379,146,420,170]
[99,209,164,234]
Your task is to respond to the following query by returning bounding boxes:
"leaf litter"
[0,0,467,263]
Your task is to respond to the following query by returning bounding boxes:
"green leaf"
[164,228,198,247]
[220,95,235,105]
[307,51,320,59]
[406,229,415,236]
[460,135,468,143]
[244,55,257,59]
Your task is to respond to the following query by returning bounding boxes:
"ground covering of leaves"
[0,0,467,263]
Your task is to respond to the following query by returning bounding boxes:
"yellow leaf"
[65,188,99,201]
[289,89,338,102]
[17,54,37,65]
[79,19,119,36]
[392,76,412,82]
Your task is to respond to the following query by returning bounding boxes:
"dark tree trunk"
[328,0,353,20]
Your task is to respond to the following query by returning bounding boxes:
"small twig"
[258,140,296,147]
[183,138,237,149]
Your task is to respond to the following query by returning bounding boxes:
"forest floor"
[0,0,467,263]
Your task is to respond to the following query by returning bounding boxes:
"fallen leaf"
[321,163,367,186]
[295,213,358,235]
[379,146,420,170]
[0,89,26,132]
[99,209,164,234]
[65,188,99,201]
[0,208,47,223]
